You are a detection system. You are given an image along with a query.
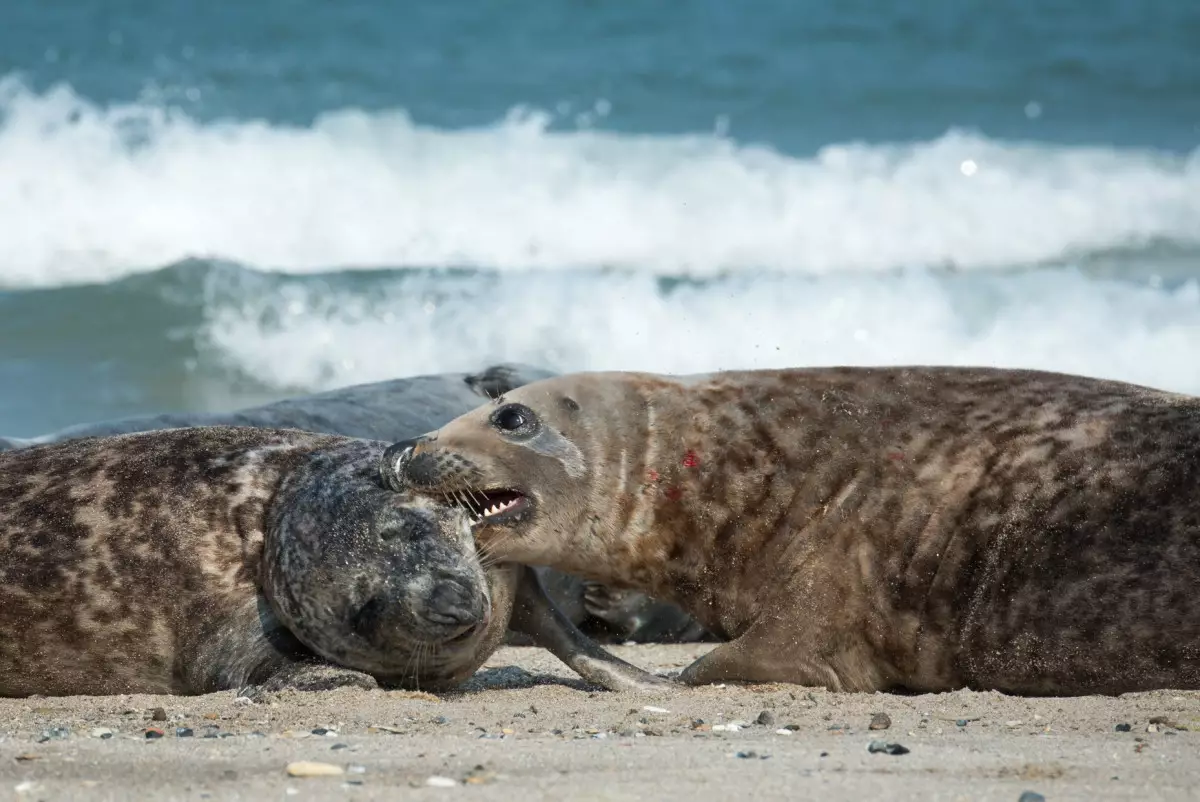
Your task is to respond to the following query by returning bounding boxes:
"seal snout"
[379,438,420,491]
[350,575,488,647]
[381,437,444,490]
[420,577,489,640]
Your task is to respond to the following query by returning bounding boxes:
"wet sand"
[2,643,1197,801]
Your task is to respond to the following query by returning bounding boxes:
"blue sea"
[1,0,1198,436]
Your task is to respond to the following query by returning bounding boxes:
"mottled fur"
[0,425,667,697]
[389,366,1200,696]
[0,426,502,696]
[0,364,709,646]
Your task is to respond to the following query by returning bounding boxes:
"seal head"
[380,376,634,573]
[265,440,494,687]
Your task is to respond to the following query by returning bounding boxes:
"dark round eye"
[491,403,536,433]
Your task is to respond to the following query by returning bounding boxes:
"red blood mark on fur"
[664,486,684,502]
[646,469,660,483]
[681,450,699,468]
[887,451,905,461]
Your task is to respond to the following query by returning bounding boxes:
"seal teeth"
[482,498,517,518]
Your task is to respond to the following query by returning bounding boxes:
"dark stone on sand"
[1114,723,1132,732]
[866,740,909,755]
[756,710,776,726]
[869,712,891,730]
[1018,793,1046,802]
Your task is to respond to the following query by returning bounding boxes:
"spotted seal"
[0,364,710,647]
[385,366,1200,696]
[0,425,665,697]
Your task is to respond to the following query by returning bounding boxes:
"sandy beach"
[2,643,1197,801]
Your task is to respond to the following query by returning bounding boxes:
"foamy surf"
[2,76,1199,288]
[192,263,1200,396]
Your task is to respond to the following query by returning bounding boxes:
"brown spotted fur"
[0,426,506,697]
[392,366,1200,696]
[0,425,670,697]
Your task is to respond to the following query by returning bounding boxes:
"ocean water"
[1,0,1198,435]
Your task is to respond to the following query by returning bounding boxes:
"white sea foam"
[1,76,1198,288]
[197,267,1200,396]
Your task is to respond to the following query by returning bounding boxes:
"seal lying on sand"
[385,366,1200,696]
[0,364,710,646]
[0,426,666,697]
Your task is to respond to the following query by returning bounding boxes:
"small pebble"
[311,728,332,736]
[331,743,349,750]
[1017,793,1046,802]
[347,765,366,775]
[1146,723,1159,733]
[774,729,793,736]
[89,728,113,739]
[1148,715,1182,729]
[734,750,769,759]
[286,761,345,778]
[866,740,910,756]
[36,727,70,743]
[712,724,741,732]
[432,716,449,725]
[869,713,891,730]
[956,719,969,728]
[1114,723,1132,732]
[149,707,167,722]
[643,706,670,714]
[756,710,776,726]
[176,728,194,738]
[144,728,165,739]
[425,776,457,788]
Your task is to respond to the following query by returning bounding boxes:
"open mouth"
[443,488,530,526]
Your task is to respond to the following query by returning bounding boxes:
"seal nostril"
[351,596,385,640]
[379,438,421,491]
[424,581,485,631]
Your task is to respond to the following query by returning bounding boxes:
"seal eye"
[490,403,537,435]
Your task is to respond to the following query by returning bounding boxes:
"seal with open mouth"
[383,366,1200,696]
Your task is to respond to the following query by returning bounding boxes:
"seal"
[0,425,666,697]
[384,366,1200,696]
[0,363,711,647]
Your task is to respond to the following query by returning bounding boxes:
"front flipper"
[582,581,715,644]
[676,627,884,691]
[508,565,677,693]
[463,363,558,400]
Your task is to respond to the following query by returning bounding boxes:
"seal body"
[0,424,668,697]
[0,426,501,697]
[0,364,710,646]
[387,366,1200,696]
